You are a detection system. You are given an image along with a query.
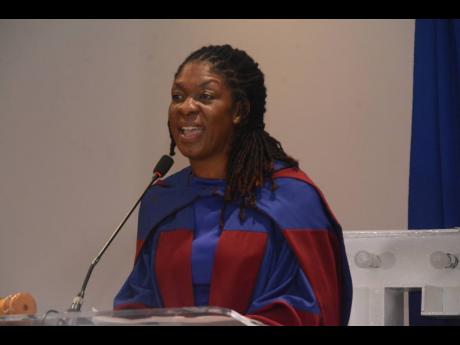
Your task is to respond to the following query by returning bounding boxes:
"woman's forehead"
[174,61,224,85]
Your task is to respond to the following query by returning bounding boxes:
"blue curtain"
[409,19,460,325]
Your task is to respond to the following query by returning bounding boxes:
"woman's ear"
[233,113,241,125]
[233,101,250,125]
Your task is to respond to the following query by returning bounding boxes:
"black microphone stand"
[68,170,165,312]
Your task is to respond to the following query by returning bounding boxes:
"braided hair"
[169,44,298,224]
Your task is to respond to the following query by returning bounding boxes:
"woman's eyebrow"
[199,80,220,87]
[172,79,220,89]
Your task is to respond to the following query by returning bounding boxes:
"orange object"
[0,292,37,315]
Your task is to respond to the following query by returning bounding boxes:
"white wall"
[0,19,415,313]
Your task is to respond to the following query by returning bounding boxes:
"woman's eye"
[200,93,214,101]
[172,94,183,102]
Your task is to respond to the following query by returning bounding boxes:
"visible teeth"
[181,126,202,133]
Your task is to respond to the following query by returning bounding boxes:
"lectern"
[0,306,261,326]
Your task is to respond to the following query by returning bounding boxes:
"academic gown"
[113,165,352,326]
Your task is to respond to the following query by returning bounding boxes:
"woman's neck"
[190,156,227,179]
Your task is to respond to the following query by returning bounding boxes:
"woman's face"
[168,61,239,164]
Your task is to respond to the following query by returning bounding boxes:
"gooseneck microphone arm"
[68,155,174,312]
[68,176,155,312]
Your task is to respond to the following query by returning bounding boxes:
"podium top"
[0,306,262,326]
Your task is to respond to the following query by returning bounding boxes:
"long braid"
[170,44,298,225]
[168,121,176,157]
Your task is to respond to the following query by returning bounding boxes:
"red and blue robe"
[113,164,352,326]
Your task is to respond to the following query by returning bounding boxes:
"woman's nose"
[178,96,199,116]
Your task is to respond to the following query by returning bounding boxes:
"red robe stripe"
[155,230,194,307]
[209,231,268,313]
[282,229,341,325]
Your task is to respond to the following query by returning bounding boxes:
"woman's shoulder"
[269,169,321,205]
[258,163,340,229]
[271,163,320,202]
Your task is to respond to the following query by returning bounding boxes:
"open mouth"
[179,126,204,141]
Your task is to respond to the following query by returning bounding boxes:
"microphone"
[68,155,174,312]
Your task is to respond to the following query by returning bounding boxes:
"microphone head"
[153,155,174,177]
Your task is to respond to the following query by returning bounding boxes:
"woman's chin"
[176,145,204,161]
